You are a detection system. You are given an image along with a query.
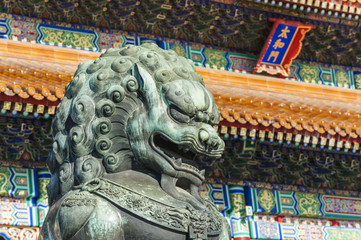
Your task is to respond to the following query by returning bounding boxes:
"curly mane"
[46,43,205,205]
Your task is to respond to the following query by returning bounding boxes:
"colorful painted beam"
[249,215,361,240]
[199,183,249,239]
[0,168,49,227]
[36,170,50,226]
[199,182,361,239]
[0,225,40,240]
[2,171,361,234]
[0,198,39,226]
[0,168,37,200]
[246,186,361,220]
[199,183,231,216]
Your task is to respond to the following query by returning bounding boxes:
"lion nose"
[199,129,210,142]
[199,129,223,151]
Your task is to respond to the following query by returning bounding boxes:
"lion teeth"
[181,163,200,174]
[175,158,182,166]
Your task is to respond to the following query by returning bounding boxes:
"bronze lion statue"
[40,43,231,240]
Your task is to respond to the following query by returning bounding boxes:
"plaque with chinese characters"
[255,19,314,77]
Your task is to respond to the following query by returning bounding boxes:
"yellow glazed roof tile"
[1,39,361,139]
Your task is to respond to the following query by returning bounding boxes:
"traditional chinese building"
[1,0,361,239]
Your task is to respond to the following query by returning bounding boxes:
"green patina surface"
[40,43,230,239]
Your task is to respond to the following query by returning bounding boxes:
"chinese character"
[267,51,279,63]
[273,39,285,49]
[278,26,290,39]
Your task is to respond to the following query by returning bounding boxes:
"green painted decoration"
[295,192,322,217]
[257,189,276,213]
[0,168,12,197]
[37,25,99,50]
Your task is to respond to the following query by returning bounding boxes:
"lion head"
[47,43,224,209]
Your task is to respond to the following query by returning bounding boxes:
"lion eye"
[169,106,191,123]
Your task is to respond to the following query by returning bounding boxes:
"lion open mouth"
[150,131,225,210]
[150,132,211,210]
[151,132,205,179]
